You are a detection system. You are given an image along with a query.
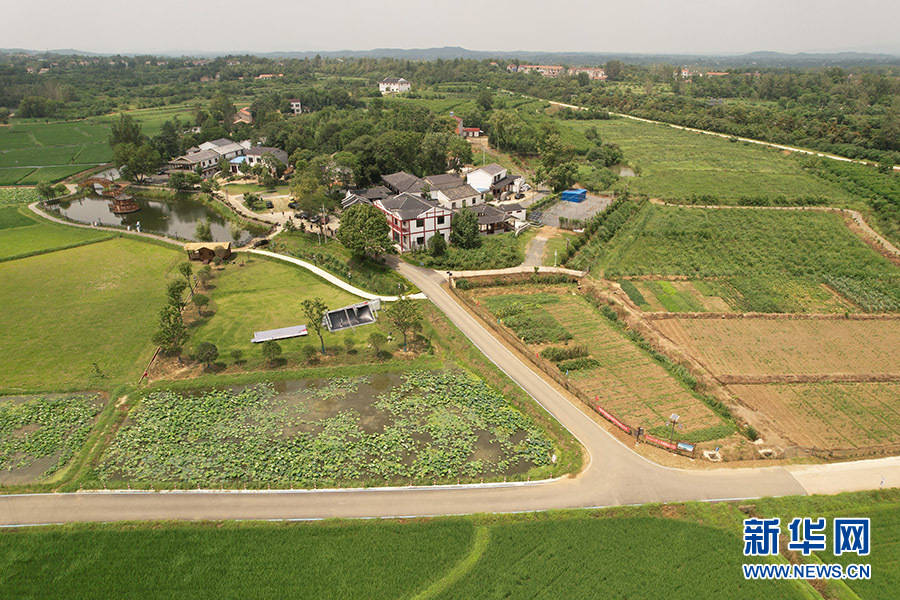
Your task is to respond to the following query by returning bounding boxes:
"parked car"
[308,214,320,224]
[515,193,525,199]
[296,210,309,220]
[265,200,274,209]
[521,183,531,192]
[251,238,269,248]
[287,201,298,209]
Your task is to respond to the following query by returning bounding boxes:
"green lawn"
[10,489,896,599]
[596,204,900,312]
[0,238,181,392]
[270,229,414,295]
[542,230,577,266]
[190,255,374,367]
[0,207,112,261]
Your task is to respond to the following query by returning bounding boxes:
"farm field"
[551,115,867,206]
[596,204,900,313]
[653,317,900,379]
[0,237,181,392]
[0,206,112,261]
[730,382,900,449]
[18,488,900,600]
[94,370,555,488]
[0,393,104,485]
[474,286,733,443]
[0,104,196,185]
[621,279,737,312]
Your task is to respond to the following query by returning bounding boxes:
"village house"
[374,193,452,252]
[568,67,607,80]
[382,171,425,195]
[168,138,251,176]
[466,163,507,193]
[232,107,253,125]
[433,183,482,210]
[229,146,288,174]
[514,64,564,77]
[463,203,511,235]
[288,99,303,115]
[378,77,411,94]
[450,113,482,137]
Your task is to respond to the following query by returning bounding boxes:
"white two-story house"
[379,77,411,94]
[374,193,452,252]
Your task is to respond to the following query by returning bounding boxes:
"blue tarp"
[561,189,586,203]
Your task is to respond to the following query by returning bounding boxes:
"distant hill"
[2,46,898,67]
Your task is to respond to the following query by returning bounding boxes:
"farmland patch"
[96,370,555,487]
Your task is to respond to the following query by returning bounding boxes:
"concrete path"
[522,229,550,267]
[445,265,587,278]
[244,249,426,301]
[3,261,899,526]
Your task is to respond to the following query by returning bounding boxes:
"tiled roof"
[380,193,441,220]
[382,171,424,194]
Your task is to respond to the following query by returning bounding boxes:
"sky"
[3,0,899,56]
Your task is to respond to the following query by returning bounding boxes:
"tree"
[196,265,212,288]
[385,297,421,351]
[547,162,578,192]
[167,279,188,309]
[195,342,218,369]
[301,297,329,354]
[195,220,212,242]
[368,331,386,353]
[193,293,210,315]
[261,340,282,366]
[336,203,391,257]
[605,60,624,81]
[0,107,9,124]
[152,304,187,355]
[178,262,194,295]
[35,181,58,201]
[476,88,493,111]
[450,207,481,249]
[428,232,447,257]
[169,171,202,191]
[113,142,160,183]
[110,113,143,147]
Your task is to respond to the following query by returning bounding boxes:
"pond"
[52,194,253,244]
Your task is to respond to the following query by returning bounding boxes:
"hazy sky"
[4,0,899,55]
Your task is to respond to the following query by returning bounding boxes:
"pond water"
[52,194,252,244]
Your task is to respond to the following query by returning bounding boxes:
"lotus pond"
[0,394,103,485]
[96,370,555,487]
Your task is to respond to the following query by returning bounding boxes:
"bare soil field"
[652,317,900,378]
[472,286,732,443]
[729,382,900,450]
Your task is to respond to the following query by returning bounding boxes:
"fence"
[450,276,697,458]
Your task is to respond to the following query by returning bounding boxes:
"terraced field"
[730,382,900,449]
[476,287,731,443]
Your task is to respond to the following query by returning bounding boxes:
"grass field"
[0,104,196,185]
[270,229,414,295]
[0,207,112,261]
[408,229,535,271]
[11,488,898,599]
[653,317,900,378]
[476,286,733,443]
[541,230,577,266]
[597,204,900,313]
[730,382,900,449]
[188,255,379,368]
[0,238,181,392]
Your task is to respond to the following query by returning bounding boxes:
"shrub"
[540,345,589,362]
[262,340,282,365]
[557,357,600,371]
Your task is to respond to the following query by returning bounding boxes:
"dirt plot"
[473,287,730,442]
[730,383,900,449]
[653,318,900,378]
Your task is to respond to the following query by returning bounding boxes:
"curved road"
[3,261,899,526]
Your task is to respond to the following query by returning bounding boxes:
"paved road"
[4,261,899,526]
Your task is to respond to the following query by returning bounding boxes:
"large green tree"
[301,297,329,354]
[337,203,392,257]
[385,297,421,351]
[152,304,187,356]
[450,207,481,249]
